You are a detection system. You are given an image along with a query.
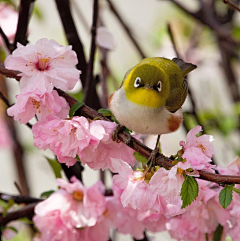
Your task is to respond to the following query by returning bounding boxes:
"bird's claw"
[112,124,124,143]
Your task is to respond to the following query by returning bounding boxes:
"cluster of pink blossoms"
[32,115,135,169]
[5,38,80,123]
[6,38,240,240]
[112,125,215,215]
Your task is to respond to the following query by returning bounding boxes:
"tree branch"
[0,28,12,52]
[13,0,34,50]
[55,0,87,84]
[0,193,43,204]
[1,65,240,185]
[0,202,38,226]
[106,0,146,59]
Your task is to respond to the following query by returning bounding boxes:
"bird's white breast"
[109,88,183,135]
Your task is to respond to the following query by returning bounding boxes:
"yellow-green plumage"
[109,57,196,135]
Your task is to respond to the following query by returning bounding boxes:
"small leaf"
[134,152,148,164]
[40,190,55,199]
[230,187,240,195]
[219,186,233,209]
[17,217,33,224]
[213,224,223,241]
[45,157,62,178]
[98,108,113,117]
[181,175,199,208]
[69,101,84,117]
[5,226,18,234]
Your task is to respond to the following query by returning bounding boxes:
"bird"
[108,57,197,169]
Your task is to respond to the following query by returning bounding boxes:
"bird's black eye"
[157,81,162,92]
[134,77,141,88]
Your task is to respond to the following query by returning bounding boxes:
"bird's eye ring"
[157,81,162,92]
[134,77,141,88]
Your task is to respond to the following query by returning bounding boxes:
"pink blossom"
[166,180,229,241]
[5,38,80,93]
[96,26,116,50]
[32,116,92,167]
[112,159,166,213]
[34,177,106,239]
[0,4,18,45]
[179,125,215,172]
[79,120,136,171]
[150,167,184,206]
[7,89,69,124]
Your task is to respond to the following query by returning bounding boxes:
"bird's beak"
[143,84,153,90]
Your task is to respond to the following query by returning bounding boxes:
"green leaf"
[213,224,223,241]
[17,217,33,224]
[40,190,55,199]
[219,186,233,209]
[134,152,148,164]
[231,187,240,195]
[69,101,84,117]
[5,226,18,234]
[98,108,113,117]
[181,175,199,208]
[45,157,62,178]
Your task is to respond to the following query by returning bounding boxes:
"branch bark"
[1,64,240,186]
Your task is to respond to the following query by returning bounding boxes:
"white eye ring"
[134,77,141,88]
[157,81,162,92]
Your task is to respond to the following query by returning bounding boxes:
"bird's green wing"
[172,58,197,77]
[165,78,188,113]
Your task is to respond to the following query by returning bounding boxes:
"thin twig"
[0,91,10,107]
[0,202,38,226]
[167,23,180,58]
[222,0,240,12]
[13,0,34,50]
[2,65,240,185]
[84,0,99,101]
[0,27,12,52]
[0,193,43,204]
[55,0,87,84]
[14,181,23,195]
[106,0,146,59]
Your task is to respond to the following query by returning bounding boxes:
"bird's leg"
[146,135,160,172]
[112,124,125,143]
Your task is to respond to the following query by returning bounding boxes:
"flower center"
[177,167,184,175]
[73,190,84,201]
[36,57,50,71]
[29,97,41,113]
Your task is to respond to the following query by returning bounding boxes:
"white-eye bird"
[109,57,197,138]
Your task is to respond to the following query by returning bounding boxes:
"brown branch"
[84,0,99,103]
[222,0,240,12]
[0,28,12,52]
[0,202,38,226]
[55,0,87,84]
[13,0,34,50]
[106,0,146,59]
[0,193,43,204]
[1,65,240,185]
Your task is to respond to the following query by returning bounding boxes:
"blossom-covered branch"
[1,63,240,185]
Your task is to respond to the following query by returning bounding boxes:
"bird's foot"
[146,146,159,173]
[112,124,124,143]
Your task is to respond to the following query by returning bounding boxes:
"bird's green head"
[124,63,170,108]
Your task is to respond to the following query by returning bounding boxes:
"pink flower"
[33,209,81,241]
[5,38,80,93]
[149,167,184,206]
[32,116,93,167]
[79,120,136,171]
[112,159,166,213]
[7,89,69,124]
[166,180,229,241]
[0,4,18,45]
[96,26,116,50]
[33,177,107,240]
[179,125,215,172]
